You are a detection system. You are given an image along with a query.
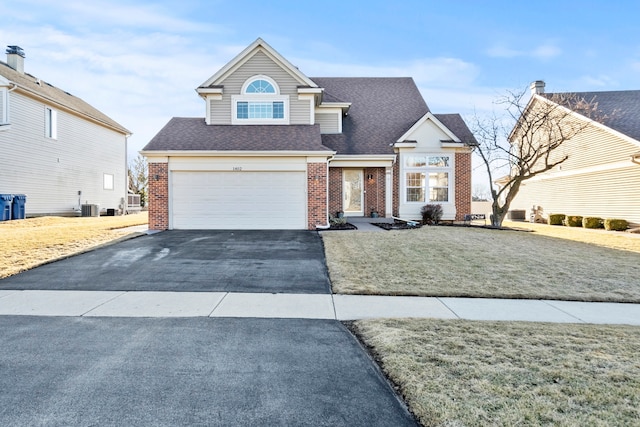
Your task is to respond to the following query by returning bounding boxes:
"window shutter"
[51,108,58,139]
[0,89,6,124]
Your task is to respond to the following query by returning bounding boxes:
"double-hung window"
[404,155,451,203]
[232,75,288,124]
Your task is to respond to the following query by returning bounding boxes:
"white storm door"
[343,169,363,216]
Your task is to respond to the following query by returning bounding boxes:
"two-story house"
[0,46,130,217]
[509,81,640,226]
[142,38,476,230]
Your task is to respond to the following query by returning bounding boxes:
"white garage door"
[171,171,307,229]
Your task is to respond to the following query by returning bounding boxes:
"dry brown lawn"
[322,225,640,302]
[0,213,148,278]
[353,318,640,426]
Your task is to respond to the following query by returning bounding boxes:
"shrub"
[604,218,628,231]
[329,214,347,226]
[582,217,603,229]
[565,215,583,227]
[421,204,443,225]
[548,214,565,226]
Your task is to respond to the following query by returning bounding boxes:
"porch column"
[385,166,393,217]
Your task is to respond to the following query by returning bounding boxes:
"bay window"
[404,155,451,203]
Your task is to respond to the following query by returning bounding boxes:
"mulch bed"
[327,222,358,231]
[372,221,422,231]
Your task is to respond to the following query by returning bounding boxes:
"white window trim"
[231,94,290,125]
[103,173,114,190]
[45,106,58,139]
[402,153,453,204]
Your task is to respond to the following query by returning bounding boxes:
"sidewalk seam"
[543,300,586,323]
[436,297,461,319]
[208,292,229,317]
[80,291,129,317]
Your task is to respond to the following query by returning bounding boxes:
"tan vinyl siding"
[209,50,311,125]
[316,112,340,134]
[552,126,640,172]
[511,164,640,225]
[0,92,127,215]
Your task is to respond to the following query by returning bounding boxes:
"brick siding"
[307,163,328,229]
[328,167,343,217]
[148,162,169,230]
[454,152,472,221]
[364,168,387,217]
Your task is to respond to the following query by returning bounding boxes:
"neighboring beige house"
[0,46,130,216]
[142,38,476,230]
[509,81,640,225]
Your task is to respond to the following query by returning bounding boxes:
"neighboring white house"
[0,46,131,216]
[509,82,640,226]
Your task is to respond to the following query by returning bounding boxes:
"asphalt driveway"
[0,316,417,426]
[0,230,331,294]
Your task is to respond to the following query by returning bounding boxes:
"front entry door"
[343,169,363,216]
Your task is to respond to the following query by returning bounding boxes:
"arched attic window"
[245,79,276,94]
[233,75,288,123]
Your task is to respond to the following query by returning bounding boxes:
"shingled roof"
[143,118,332,152]
[0,61,130,135]
[434,113,478,145]
[311,77,429,155]
[543,90,640,142]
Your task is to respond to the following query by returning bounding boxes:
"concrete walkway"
[0,290,638,325]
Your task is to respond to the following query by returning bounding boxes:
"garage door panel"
[171,171,306,230]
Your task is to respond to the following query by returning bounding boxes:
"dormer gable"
[197,38,322,126]
[197,38,317,91]
[394,112,462,150]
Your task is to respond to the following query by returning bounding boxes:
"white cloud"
[531,44,562,60]
[486,42,562,60]
[293,56,479,88]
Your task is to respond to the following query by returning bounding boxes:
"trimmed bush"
[565,215,583,227]
[604,218,628,231]
[582,217,604,229]
[421,204,443,225]
[548,214,565,226]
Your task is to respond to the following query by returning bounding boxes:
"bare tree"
[471,87,606,227]
[128,154,148,207]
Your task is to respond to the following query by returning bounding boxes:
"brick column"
[307,163,328,230]
[455,152,471,221]
[148,162,169,230]
[328,167,342,217]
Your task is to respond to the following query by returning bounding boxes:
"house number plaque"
[232,167,242,171]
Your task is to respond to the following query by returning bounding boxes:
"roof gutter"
[632,153,640,165]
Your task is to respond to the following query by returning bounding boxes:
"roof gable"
[198,38,317,89]
[397,112,461,143]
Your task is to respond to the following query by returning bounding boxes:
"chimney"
[6,45,25,74]
[530,80,545,95]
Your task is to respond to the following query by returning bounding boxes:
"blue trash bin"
[0,194,11,221]
[11,194,26,220]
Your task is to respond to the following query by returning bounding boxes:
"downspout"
[316,155,334,230]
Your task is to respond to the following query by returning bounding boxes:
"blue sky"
[2,0,639,186]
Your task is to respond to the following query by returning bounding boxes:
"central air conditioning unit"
[81,204,100,217]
